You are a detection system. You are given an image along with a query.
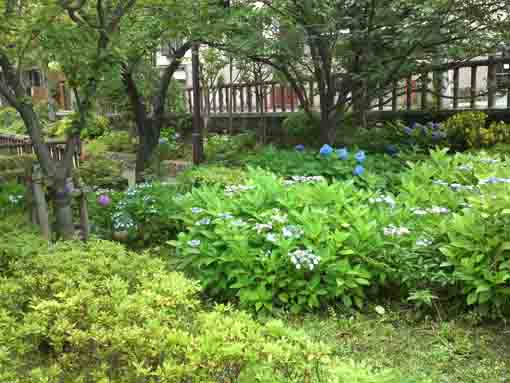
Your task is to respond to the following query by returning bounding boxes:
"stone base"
[163,160,192,177]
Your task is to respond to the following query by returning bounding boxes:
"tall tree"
[217,0,509,144]
[0,0,136,238]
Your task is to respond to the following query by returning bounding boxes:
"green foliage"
[170,169,376,313]
[177,164,248,190]
[0,230,395,383]
[89,182,181,247]
[282,109,321,141]
[77,156,127,191]
[205,133,257,161]
[0,107,25,135]
[441,112,510,150]
[241,146,405,192]
[437,193,510,315]
[80,114,111,139]
[0,155,33,183]
[0,182,26,216]
[94,131,136,153]
[45,116,73,138]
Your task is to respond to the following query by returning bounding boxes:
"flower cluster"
[432,180,476,192]
[270,211,288,223]
[112,211,136,231]
[411,206,450,216]
[289,249,320,271]
[479,177,510,185]
[318,145,367,176]
[97,194,111,206]
[282,225,304,239]
[369,195,396,207]
[255,223,272,233]
[416,238,433,247]
[196,218,212,226]
[337,148,348,160]
[188,239,201,248]
[230,219,248,227]
[479,158,499,164]
[405,121,444,136]
[295,144,305,152]
[225,184,256,196]
[383,225,410,237]
[283,175,324,186]
[8,194,23,205]
[217,212,234,220]
[458,165,473,172]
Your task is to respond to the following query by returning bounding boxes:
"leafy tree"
[217,0,509,144]
[0,0,136,238]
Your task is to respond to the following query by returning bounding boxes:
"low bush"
[0,231,398,383]
[77,155,127,190]
[170,150,510,315]
[205,132,257,161]
[89,182,181,247]
[0,107,25,135]
[177,164,248,190]
[442,112,510,150]
[240,146,406,192]
[80,114,111,139]
[282,109,321,143]
[45,116,73,138]
[95,131,136,153]
[0,182,26,216]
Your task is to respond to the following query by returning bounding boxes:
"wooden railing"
[0,134,81,168]
[185,56,510,115]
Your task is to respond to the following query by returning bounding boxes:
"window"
[26,70,42,87]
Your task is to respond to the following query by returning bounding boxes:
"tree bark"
[122,41,192,182]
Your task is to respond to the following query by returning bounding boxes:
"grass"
[288,309,510,382]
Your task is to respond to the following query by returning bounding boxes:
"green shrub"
[177,164,248,190]
[89,182,180,247]
[45,116,73,138]
[0,183,26,216]
[96,131,136,153]
[77,156,127,190]
[282,109,321,141]
[0,107,25,135]
[0,233,398,383]
[0,154,33,172]
[80,114,111,139]
[437,184,510,315]
[170,169,380,313]
[441,112,509,149]
[205,132,257,161]
[241,146,405,192]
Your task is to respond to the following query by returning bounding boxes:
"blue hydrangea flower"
[385,144,399,156]
[431,131,447,141]
[319,144,333,157]
[353,165,365,176]
[295,144,305,152]
[403,127,414,136]
[337,147,349,160]
[159,137,169,145]
[354,150,366,163]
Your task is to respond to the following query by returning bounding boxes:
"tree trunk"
[53,166,75,240]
